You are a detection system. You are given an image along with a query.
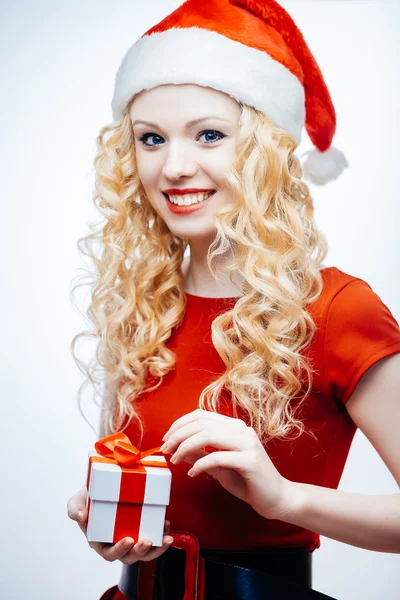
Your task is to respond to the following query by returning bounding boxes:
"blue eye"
[139,133,165,147]
[138,129,226,147]
[199,130,226,144]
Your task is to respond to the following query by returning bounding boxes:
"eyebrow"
[132,116,231,128]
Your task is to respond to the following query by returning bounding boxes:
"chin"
[168,223,216,239]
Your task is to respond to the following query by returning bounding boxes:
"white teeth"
[167,191,214,206]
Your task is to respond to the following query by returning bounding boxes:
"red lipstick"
[163,190,216,214]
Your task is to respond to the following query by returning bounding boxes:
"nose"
[161,142,198,180]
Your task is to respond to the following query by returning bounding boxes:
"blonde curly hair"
[70,97,328,447]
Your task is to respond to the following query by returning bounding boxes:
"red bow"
[95,431,167,468]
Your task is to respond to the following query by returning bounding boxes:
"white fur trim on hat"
[111,27,305,144]
[300,146,349,186]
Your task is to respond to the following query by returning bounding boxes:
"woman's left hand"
[159,409,293,521]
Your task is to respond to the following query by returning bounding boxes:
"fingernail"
[165,537,174,544]
[77,510,85,522]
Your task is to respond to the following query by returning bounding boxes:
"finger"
[182,448,209,467]
[163,415,247,452]
[163,409,228,441]
[187,450,248,477]
[161,422,203,452]
[86,522,171,557]
[162,413,201,443]
[171,431,247,465]
[163,520,171,534]
[91,537,136,562]
[121,536,174,565]
[67,489,88,524]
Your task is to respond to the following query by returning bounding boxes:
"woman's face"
[129,84,241,242]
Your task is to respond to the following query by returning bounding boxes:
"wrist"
[277,478,306,524]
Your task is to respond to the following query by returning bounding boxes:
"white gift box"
[86,451,172,546]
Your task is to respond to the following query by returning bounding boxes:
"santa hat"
[111,0,348,185]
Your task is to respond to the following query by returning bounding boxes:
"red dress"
[100,266,400,599]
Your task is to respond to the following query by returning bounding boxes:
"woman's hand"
[66,486,174,564]
[160,409,293,521]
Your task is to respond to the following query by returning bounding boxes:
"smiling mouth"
[163,191,216,206]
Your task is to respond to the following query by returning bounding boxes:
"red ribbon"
[94,431,168,468]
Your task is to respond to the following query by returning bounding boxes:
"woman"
[67,1,400,599]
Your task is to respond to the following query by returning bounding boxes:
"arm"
[281,353,400,553]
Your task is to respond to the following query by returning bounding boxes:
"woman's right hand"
[67,486,174,564]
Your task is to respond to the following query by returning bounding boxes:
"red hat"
[112,0,348,185]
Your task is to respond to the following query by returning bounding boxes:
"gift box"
[85,432,172,547]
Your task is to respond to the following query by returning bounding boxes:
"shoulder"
[318,265,400,348]
[318,267,400,405]
[310,266,391,323]
[319,265,368,302]
[318,266,398,325]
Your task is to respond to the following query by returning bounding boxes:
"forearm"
[282,480,400,553]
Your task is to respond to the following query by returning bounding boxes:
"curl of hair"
[70,98,328,446]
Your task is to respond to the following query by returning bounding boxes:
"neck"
[182,240,244,298]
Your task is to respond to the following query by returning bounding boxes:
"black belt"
[118,532,336,600]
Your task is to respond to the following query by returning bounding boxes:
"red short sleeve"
[324,279,400,404]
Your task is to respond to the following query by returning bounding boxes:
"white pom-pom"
[300,146,349,186]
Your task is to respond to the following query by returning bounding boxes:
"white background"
[1,1,399,598]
